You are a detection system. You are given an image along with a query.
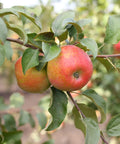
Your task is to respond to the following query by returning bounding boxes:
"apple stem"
[67,91,109,144]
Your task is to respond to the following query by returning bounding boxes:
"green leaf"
[36,112,47,129]
[19,110,35,128]
[104,15,120,44]
[7,23,28,44]
[0,18,8,43]
[97,58,113,72]
[10,92,24,108]
[22,48,39,74]
[0,8,19,17]
[3,114,16,131]
[84,118,100,144]
[35,32,55,43]
[77,19,92,27]
[4,41,13,60]
[17,10,41,30]
[46,87,68,131]
[0,97,8,110]
[82,89,106,123]
[2,131,22,144]
[72,103,98,135]
[0,44,5,66]
[68,22,82,33]
[52,11,75,39]
[41,42,61,62]
[42,139,54,144]
[80,38,98,58]
[106,113,120,136]
[27,33,42,48]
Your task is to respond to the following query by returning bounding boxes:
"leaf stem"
[100,135,109,144]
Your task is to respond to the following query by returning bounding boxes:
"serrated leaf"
[42,139,54,144]
[19,110,35,128]
[0,44,5,66]
[2,131,22,144]
[80,38,98,58]
[10,92,24,108]
[41,42,61,62]
[0,18,8,43]
[52,11,75,40]
[3,114,16,131]
[22,48,39,74]
[17,10,41,30]
[106,113,120,136]
[35,32,55,43]
[4,41,13,60]
[82,89,106,123]
[0,8,19,17]
[37,112,47,129]
[27,33,42,48]
[84,118,100,144]
[77,19,92,27]
[104,15,120,44]
[97,58,113,72]
[7,23,28,44]
[72,103,98,135]
[46,87,68,131]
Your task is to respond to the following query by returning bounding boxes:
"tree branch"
[67,91,109,144]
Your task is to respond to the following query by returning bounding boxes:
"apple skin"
[113,41,120,58]
[15,57,50,93]
[47,45,93,91]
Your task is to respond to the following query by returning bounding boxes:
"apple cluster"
[15,45,93,93]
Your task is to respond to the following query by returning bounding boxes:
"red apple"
[15,57,50,93]
[47,45,93,91]
[113,41,120,58]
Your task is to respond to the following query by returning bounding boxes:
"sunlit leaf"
[22,48,39,74]
[77,19,92,27]
[82,89,106,123]
[107,113,120,136]
[0,8,19,17]
[46,87,68,131]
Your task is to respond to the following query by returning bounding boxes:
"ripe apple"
[113,41,120,58]
[15,56,50,93]
[47,45,93,91]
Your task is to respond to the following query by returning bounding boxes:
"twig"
[67,91,109,144]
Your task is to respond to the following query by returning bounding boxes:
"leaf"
[46,87,68,131]
[2,131,22,144]
[77,19,92,27]
[42,139,54,144]
[22,48,39,74]
[35,32,55,43]
[4,41,13,60]
[36,112,47,129]
[106,113,120,136]
[0,97,8,110]
[80,38,98,59]
[51,11,75,40]
[0,8,19,17]
[41,42,61,62]
[17,10,41,30]
[19,110,35,128]
[27,33,42,48]
[68,22,82,33]
[72,103,98,135]
[3,114,16,131]
[82,89,106,123]
[104,15,120,44]
[0,18,8,43]
[84,118,100,144]
[97,58,113,72]
[10,92,24,108]
[0,44,5,66]
[7,23,28,44]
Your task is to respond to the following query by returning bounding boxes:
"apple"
[47,45,93,91]
[15,56,50,93]
[113,41,120,58]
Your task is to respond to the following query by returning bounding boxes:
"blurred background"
[0,0,120,144]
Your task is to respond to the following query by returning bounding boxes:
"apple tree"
[0,4,120,144]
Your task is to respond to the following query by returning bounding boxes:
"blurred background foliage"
[0,0,120,143]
